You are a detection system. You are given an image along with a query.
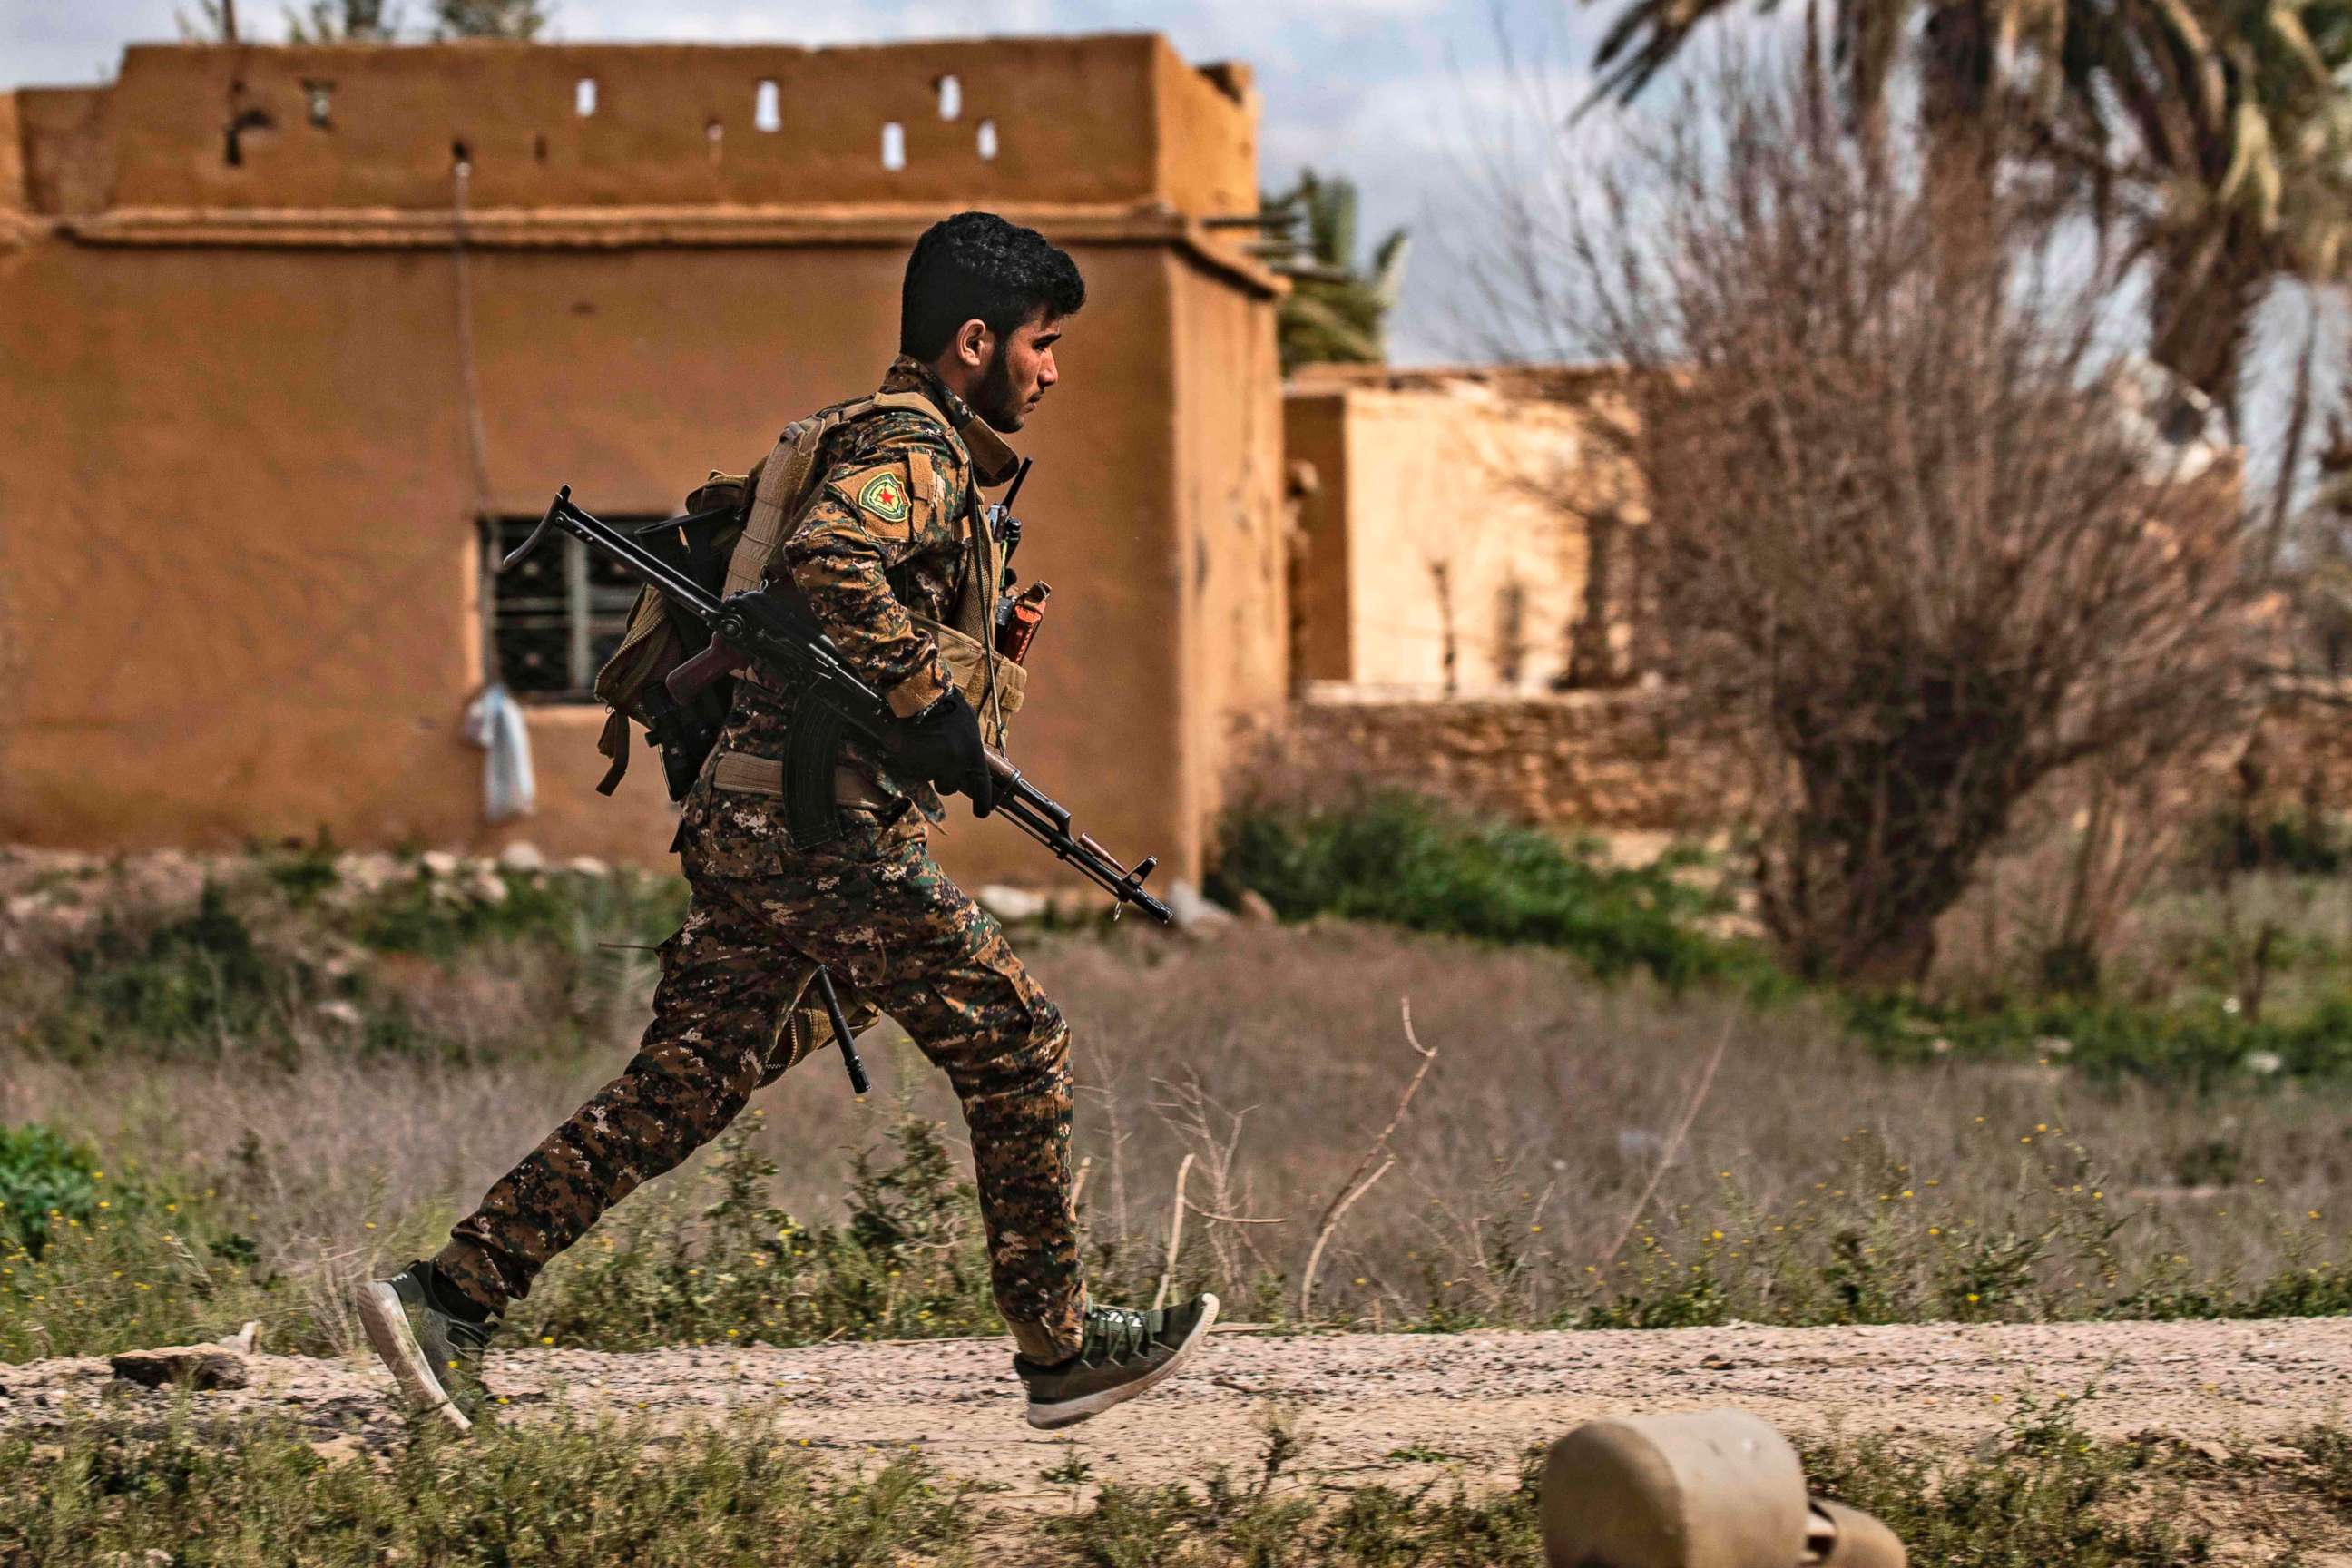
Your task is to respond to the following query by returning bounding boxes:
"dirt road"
[7,1317,2348,1504]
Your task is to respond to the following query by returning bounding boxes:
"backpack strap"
[720,392,963,601]
[594,709,632,795]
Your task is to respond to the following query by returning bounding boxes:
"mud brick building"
[1283,363,1643,697]
[0,37,1288,887]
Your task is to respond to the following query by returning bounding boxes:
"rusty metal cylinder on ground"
[1802,1498,1906,1568]
[1540,1410,1809,1568]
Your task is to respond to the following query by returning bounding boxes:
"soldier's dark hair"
[900,211,1085,360]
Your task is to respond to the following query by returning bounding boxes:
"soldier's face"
[975,311,1063,434]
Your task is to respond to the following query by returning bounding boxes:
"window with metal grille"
[485,515,650,702]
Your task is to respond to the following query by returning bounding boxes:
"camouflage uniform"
[435,358,1087,1364]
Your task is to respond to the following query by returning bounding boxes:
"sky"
[2,0,1632,362]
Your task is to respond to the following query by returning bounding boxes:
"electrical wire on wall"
[452,149,499,674]
[451,149,535,823]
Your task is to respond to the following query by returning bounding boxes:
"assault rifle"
[505,486,1174,926]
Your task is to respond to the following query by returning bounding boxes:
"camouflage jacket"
[714,357,1020,822]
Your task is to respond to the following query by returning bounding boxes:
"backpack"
[589,391,970,800]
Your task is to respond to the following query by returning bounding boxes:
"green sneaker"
[356,1261,497,1433]
[1017,1293,1219,1430]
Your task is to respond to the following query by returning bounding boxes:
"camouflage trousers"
[435,795,1086,1363]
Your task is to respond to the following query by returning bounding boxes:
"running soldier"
[358,212,1216,1433]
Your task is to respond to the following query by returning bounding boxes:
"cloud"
[0,0,1646,358]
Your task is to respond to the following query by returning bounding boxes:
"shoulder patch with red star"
[856,468,912,524]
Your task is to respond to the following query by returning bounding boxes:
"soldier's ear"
[953,318,992,369]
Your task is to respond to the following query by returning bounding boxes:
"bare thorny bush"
[1472,53,2269,985]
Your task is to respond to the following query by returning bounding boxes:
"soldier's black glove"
[887,687,996,818]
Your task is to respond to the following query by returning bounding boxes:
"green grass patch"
[0,1127,309,1362]
[507,1116,1008,1351]
[1034,1401,2227,1566]
[0,1374,2309,1566]
[1800,1396,2214,1566]
[1847,988,2352,1089]
[1209,789,1766,988]
[1,1408,975,1568]
[8,855,688,1066]
[0,1123,106,1257]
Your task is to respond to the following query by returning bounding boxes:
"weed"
[0,1406,976,1568]
[1803,1396,2213,1566]
[1209,789,1764,989]
[508,1116,1004,1351]
[0,1122,105,1255]
[35,884,300,1063]
[1845,986,2352,1087]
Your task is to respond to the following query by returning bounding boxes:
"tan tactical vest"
[722,391,1025,743]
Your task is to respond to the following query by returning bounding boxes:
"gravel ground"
[6,1317,2350,1506]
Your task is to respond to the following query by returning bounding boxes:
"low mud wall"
[1275,682,2352,836]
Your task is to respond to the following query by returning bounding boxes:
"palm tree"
[431,0,550,39]
[2055,0,2352,420]
[1265,172,1411,373]
[1587,0,2352,416]
[283,0,400,42]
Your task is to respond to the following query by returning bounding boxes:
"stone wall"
[1278,682,2352,836]
[1276,685,1747,832]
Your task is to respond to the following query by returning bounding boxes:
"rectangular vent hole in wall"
[881,121,906,170]
[575,77,597,116]
[936,74,961,120]
[976,119,998,160]
[303,79,333,128]
[754,80,781,132]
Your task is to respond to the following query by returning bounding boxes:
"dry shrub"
[1517,53,2265,984]
[20,919,2347,1353]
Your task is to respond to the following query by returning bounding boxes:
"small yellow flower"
[1967,1293,1980,1302]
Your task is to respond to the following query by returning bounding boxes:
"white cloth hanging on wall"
[463,683,537,824]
